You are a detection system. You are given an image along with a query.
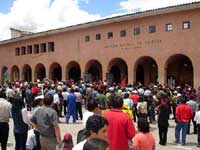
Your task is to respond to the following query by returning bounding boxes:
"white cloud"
[0,0,101,41]
[120,0,198,12]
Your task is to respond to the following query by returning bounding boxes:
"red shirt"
[104,109,136,150]
[176,103,193,122]
[130,94,139,104]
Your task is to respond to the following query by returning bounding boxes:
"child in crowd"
[133,119,155,150]
[62,133,74,150]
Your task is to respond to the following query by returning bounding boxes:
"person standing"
[31,94,62,150]
[11,97,29,150]
[174,96,193,145]
[104,94,136,150]
[187,96,197,134]
[158,103,169,145]
[194,104,200,147]
[75,88,83,120]
[66,89,77,124]
[0,90,12,150]
[133,119,155,150]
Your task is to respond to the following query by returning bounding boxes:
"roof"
[0,1,200,45]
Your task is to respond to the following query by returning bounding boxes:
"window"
[48,42,54,52]
[15,48,20,56]
[96,34,101,40]
[40,43,46,53]
[149,25,156,33]
[21,46,26,55]
[183,21,190,29]
[85,35,90,42]
[34,44,39,54]
[120,30,126,37]
[108,32,113,39]
[27,45,32,54]
[134,27,140,35]
[166,24,173,31]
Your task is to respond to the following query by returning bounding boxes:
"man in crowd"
[73,115,108,150]
[174,96,193,145]
[104,94,136,150]
[0,90,12,150]
[31,94,62,150]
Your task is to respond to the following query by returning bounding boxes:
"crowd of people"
[0,78,200,150]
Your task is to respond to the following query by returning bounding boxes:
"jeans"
[175,121,189,144]
[0,122,9,150]
[14,132,28,150]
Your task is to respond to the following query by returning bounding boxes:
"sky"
[0,0,198,41]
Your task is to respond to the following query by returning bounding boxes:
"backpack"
[77,128,88,144]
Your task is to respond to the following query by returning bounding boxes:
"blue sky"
[0,0,13,13]
[0,0,198,40]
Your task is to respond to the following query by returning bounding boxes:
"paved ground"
[6,114,199,150]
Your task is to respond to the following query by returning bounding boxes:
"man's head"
[109,94,123,109]
[86,115,108,140]
[87,99,99,113]
[44,94,53,106]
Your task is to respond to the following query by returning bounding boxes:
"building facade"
[0,2,200,88]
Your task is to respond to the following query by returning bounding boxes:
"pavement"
[6,113,199,150]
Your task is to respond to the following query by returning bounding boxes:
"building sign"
[104,39,162,50]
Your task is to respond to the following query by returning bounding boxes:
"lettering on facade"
[104,39,162,50]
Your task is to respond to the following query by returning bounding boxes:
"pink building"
[0,2,200,88]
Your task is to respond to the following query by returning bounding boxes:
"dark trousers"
[197,124,200,145]
[76,102,83,120]
[158,126,168,145]
[64,100,68,116]
[133,104,138,122]
[34,130,41,150]
[14,132,27,150]
[0,122,9,150]
[188,112,197,134]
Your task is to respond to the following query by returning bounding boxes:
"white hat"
[138,88,144,95]
[34,95,44,101]
[144,90,151,96]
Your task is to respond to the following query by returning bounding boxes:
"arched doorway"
[66,61,81,82]
[11,65,20,81]
[49,63,62,81]
[22,64,32,82]
[108,58,128,83]
[1,66,9,82]
[85,60,102,82]
[165,54,193,87]
[134,56,158,85]
[35,63,46,81]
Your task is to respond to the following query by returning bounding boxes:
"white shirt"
[0,98,12,122]
[62,91,69,101]
[53,93,60,104]
[194,111,200,124]
[22,108,32,125]
[75,92,82,103]
[82,111,94,127]
[72,139,87,150]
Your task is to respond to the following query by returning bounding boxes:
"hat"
[64,133,72,141]
[34,95,44,101]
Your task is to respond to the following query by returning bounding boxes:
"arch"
[1,66,9,82]
[11,65,20,81]
[107,58,128,83]
[165,54,193,87]
[85,59,102,82]
[34,63,46,81]
[134,56,158,85]
[66,61,81,82]
[49,62,62,81]
[22,64,32,82]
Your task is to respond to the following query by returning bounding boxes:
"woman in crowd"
[11,97,29,150]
